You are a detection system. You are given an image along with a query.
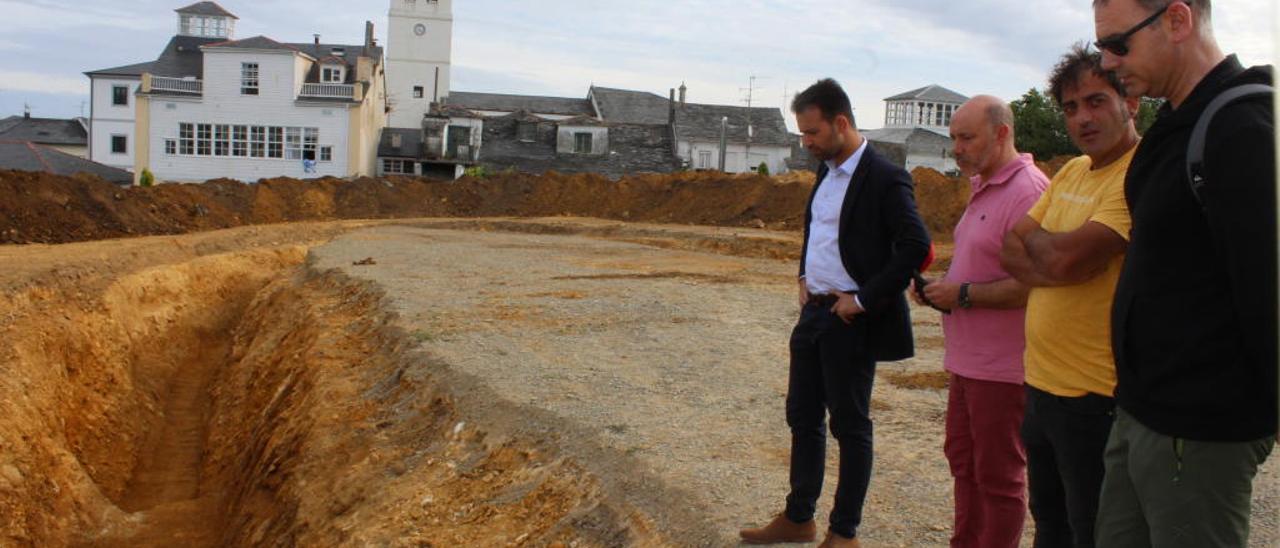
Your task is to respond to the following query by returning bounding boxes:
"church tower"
[387,0,453,128]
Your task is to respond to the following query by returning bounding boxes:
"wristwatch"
[958,282,973,309]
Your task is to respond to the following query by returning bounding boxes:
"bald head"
[950,95,1020,179]
[958,95,1015,132]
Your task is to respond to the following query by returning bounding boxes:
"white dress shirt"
[804,137,867,298]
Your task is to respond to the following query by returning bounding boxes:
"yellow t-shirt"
[1024,148,1135,397]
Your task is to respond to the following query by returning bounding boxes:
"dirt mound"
[0,167,967,245]
[911,167,970,243]
[1036,155,1076,179]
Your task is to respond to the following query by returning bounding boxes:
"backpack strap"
[1186,83,1274,210]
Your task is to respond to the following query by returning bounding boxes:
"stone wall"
[478,117,678,179]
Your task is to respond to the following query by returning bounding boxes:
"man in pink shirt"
[914,95,1048,548]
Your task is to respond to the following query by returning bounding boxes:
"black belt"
[807,293,845,308]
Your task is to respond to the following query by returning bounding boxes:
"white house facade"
[85,1,387,184]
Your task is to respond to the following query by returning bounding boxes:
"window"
[285,127,302,160]
[319,146,333,162]
[165,139,176,155]
[321,66,344,83]
[698,151,712,169]
[232,125,248,157]
[573,132,593,154]
[250,126,266,158]
[111,135,127,154]
[303,128,319,160]
[268,127,283,158]
[241,63,259,95]
[196,123,212,156]
[112,85,129,106]
[214,124,230,156]
[179,123,194,155]
[382,159,412,174]
[412,86,424,99]
[517,122,537,142]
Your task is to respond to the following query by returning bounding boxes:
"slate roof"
[0,141,132,184]
[204,35,302,54]
[674,103,791,147]
[447,92,595,117]
[863,126,952,144]
[175,1,238,19]
[88,35,223,79]
[885,84,969,104]
[287,42,383,63]
[84,61,155,78]
[0,116,88,146]
[590,86,670,125]
[378,128,422,158]
[558,115,607,127]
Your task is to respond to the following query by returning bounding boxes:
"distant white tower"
[387,0,453,128]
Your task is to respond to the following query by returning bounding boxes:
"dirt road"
[310,219,1280,547]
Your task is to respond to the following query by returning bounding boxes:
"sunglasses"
[1094,1,1182,56]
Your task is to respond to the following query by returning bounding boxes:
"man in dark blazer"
[740,78,931,548]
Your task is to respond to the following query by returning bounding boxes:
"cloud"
[0,70,88,95]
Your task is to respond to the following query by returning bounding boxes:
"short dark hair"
[1093,0,1211,23]
[1048,42,1127,105]
[791,78,856,128]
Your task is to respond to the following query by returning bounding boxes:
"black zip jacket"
[1112,55,1277,441]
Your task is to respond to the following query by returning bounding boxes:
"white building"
[386,0,453,128]
[864,84,968,174]
[85,1,388,183]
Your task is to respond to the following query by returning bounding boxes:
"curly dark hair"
[1048,42,1127,105]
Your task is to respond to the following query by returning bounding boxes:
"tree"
[1010,88,1078,161]
[1135,97,1162,135]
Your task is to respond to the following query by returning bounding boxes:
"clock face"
[414,23,426,36]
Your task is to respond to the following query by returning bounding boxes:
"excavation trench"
[0,246,658,546]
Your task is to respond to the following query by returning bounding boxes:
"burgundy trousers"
[944,373,1028,548]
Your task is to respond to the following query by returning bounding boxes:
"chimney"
[23,104,30,119]
[668,89,676,126]
[365,21,375,49]
[679,82,687,105]
[313,34,320,46]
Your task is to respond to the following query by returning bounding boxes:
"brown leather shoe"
[816,530,861,548]
[738,513,817,544]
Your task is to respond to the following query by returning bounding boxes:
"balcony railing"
[151,76,202,94]
[300,83,354,100]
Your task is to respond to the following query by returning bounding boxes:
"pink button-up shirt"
[941,153,1048,384]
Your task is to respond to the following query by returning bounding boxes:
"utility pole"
[740,75,767,172]
[718,116,728,172]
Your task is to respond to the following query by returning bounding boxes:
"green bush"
[757,162,770,176]
[463,165,491,179]
[139,168,154,187]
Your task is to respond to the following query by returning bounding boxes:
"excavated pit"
[0,246,659,547]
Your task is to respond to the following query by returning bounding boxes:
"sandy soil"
[1,217,1273,547]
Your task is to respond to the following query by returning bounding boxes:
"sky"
[1,0,1275,132]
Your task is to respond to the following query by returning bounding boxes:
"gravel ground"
[311,221,1277,547]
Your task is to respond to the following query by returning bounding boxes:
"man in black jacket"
[739,79,930,548]
[1092,0,1276,545]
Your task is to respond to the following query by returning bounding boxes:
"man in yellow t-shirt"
[1000,44,1140,548]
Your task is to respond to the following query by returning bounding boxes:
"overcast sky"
[1,0,1275,131]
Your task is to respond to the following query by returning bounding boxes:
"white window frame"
[241,63,259,96]
[321,66,345,83]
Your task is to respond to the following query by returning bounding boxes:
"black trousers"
[1022,384,1115,548]
[783,302,876,539]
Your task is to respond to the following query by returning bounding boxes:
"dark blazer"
[800,143,931,362]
